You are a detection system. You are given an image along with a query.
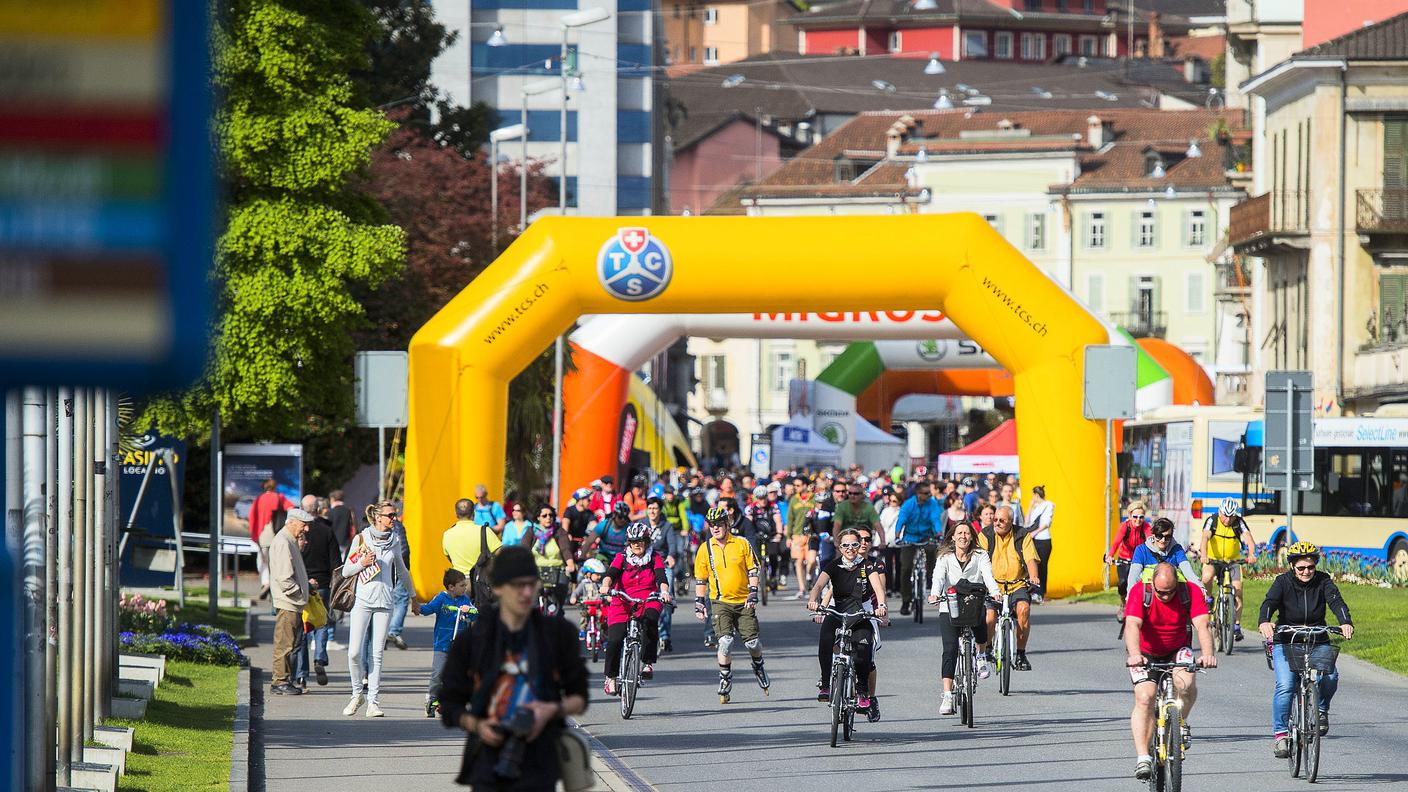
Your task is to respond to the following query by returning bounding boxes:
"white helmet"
[582,558,606,575]
[1219,497,1240,520]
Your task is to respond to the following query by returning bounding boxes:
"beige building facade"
[663,0,799,67]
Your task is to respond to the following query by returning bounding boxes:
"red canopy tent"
[937,419,1018,475]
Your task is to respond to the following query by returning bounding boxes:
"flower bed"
[1244,544,1404,588]
[119,593,174,632]
[119,624,245,666]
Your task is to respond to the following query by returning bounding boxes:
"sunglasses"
[1153,587,1178,599]
[839,542,861,550]
[1152,534,1172,542]
[1293,564,1316,572]
[849,491,863,497]
[379,512,396,519]
[857,536,872,544]
[539,512,554,519]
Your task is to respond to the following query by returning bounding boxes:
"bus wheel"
[1391,540,1408,583]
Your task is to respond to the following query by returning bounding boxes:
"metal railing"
[1108,310,1168,338]
[1356,189,1408,233]
[1216,259,1253,291]
[1228,191,1309,246]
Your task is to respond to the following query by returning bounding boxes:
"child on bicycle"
[571,558,607,623]
[417,567,476,717]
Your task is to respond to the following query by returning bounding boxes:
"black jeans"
[604,610,660,678]
[938,612,989,679]
[1033,539,1052,595]
[818,615,874,693]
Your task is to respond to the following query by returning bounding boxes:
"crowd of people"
[252,467,1358,790]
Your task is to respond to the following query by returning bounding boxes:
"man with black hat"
[440,546,589,791]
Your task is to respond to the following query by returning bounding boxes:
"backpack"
[979,525,1030,570]
[1138,579,1195,644]
[469,522,497,609]
[1120,519,1151,555]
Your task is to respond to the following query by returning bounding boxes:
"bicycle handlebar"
[608,591,667,605]
[815,607,872,620]
[1275,625,1343,638]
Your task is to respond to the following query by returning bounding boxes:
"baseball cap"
[600,475,614,485]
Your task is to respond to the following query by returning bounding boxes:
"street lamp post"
[488,123,525,249]
[519,78,560,232]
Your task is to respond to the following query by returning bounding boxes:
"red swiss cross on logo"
[619,228,648,255]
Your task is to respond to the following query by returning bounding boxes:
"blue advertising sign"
[117,431,187,588]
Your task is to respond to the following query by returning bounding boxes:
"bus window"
[1393,450,1408,517]
[1326,452,1364,516]
[1366,450,1389,516]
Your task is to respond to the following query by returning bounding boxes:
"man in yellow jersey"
[695,504,768,703]
[977,505,1040,671]
[1193,497,1257,642]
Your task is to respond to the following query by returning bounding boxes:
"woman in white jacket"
[927,522,1000,715]
[342,502,414,717]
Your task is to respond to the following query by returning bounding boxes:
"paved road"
[577,592,1408,792]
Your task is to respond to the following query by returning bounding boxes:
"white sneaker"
[343,694,364,716]
[977,659,991,680]
[779,575,788,587]
[366,702,385,718]
[939,692,955,715]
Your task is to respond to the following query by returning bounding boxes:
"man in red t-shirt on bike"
[1123,563,1217,781]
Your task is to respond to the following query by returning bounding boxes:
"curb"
[576,723,656,792]
[230,665,251,792]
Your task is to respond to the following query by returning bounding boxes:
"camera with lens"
[491,708,537,780]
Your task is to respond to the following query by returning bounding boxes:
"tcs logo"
[597,228,672,301]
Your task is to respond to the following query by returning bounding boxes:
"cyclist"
[584,501,633,563]
[561,488,596,562]
[893,481,943,616]
[976,505,1038,671]
[601,522,672,694]
[807,528,888,721]
[1126,517,1201,589]
[1124,562,1217,781]
[927,522,1000,713]
[1193,497,1258,642]
[1257,541,1354,757]
[835,481,884,541]
[745,485,785,593]
[1106,501,1152,632]
[694,504,769,703]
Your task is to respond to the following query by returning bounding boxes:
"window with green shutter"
[1384,118,1408,221]
[1381,272,1408,344]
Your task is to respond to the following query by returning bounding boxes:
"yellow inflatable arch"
[406,215,1109,600]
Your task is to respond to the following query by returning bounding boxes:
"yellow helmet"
[1285,541,1320,562]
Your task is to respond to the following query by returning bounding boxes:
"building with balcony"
[711,107,1245,374]
[1227,12,1408,413]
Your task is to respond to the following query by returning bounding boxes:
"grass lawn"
[1059,577,1408,675]
[109,660,239,792]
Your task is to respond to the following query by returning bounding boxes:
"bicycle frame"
[817,607,868,747]
[937,593,980,727]
[1208,561,1243,655]
[993,579,1022,696]
[1276,625,1343,783]
[609,591,666,720]
[1143,660,1198,792]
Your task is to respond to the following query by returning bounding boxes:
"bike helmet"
[752,485,767,499]
[611,501,631,521]
[766,481,782,493]
[572,487,592,501]
[706,503,730,525]
[582,558,606,576]
[1219,497,1241,521]
[625,521,651,543]
[1285,541,1320,563]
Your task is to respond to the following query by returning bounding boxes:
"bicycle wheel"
[619,644,639,720]
[1209,601,1223,654]
[1220,595,1235,656]
[1289,685,1303,778]
[829,663,845,748]
[843,669,855,742]
[1305,677,1322,783]
[1163,703,1182,792]
[999,620,1014,696]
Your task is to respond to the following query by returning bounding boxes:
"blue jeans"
[659,567,675,642]
[1271,643,1339,735]
[388,575,410,637]
[293,586,332,681]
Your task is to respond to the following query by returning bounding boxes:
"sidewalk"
[246,608,645,791]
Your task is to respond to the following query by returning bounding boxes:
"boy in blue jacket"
[419,567,476,717]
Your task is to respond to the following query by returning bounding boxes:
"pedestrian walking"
[249,478,293,600]
[1027,485,1055,602]
[342,501,415,718]
[328,489,355,556]
[269,508,312,695]
[440,546,589,791]
[293,495,340,688]
[386,508,413,650]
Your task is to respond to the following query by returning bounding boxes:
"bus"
[1122,408,1408,578]
[1119,406,1267,546]
[1242,416,1408,578]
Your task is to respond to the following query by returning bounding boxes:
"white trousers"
[347,605,391,703]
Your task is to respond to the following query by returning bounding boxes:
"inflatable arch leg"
[405,215,1109,600]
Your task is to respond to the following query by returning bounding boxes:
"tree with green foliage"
[139,0,404,494]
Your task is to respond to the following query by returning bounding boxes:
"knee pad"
[717,634,736,657]
[744,636,762,653]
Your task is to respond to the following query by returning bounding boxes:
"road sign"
[0,2,213,391]
[1082,345,1137,420]
[1263,370,1313,492]
[750,433,771,478]
[354,351,408,428]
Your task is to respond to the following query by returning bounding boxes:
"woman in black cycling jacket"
[1256,541,1354,759]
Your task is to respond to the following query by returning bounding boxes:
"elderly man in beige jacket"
[270,507,313,695]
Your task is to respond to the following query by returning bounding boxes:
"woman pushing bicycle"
[601,522,672,695]
[808,527,888,721]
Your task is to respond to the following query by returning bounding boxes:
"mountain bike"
[608,591,666,720]
[1207,561,1243,655]
[992,580,1023,696]
[1274,625,1343,783]
[814,607,870,747]
[907,541,937,624]
[580,600,603,662]
[537,566,569,617]
[1139,657,1205,792]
